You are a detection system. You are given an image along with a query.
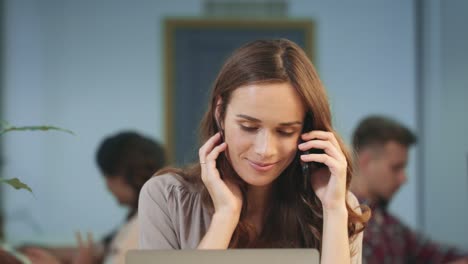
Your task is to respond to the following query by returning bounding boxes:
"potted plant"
[0,122,73,263]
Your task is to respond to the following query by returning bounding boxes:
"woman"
[139,39,369,263]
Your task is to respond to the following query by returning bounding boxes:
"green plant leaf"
[0,178,33,193]
[0,125,75,135]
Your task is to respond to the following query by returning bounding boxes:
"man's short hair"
[352,115,417,152]
[96,131,166,190]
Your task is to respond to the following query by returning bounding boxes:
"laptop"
[126,249,320,264]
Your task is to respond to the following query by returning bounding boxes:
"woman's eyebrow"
[236,114,261,122]
[278,121,302,126]
[236,114,302,126]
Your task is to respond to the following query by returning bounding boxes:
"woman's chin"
[236,169,279,188]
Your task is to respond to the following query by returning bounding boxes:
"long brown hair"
[159,39,369,250]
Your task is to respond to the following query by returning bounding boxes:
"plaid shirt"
[362,201,466,264]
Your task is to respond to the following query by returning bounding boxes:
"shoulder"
[138,173,210,249]
[142,173,197,195]
[140,173,202,207]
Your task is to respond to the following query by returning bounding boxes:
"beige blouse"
[138,173,212,249]
[138,173,363,263]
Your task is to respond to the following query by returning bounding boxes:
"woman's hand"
[298,131,348,211]
[299,130,352,263]
[199,132,243,219]
[197,133,243,249]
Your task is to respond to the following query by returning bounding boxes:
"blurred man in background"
[351,115,467,264]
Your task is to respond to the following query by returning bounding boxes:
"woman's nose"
[254,131,277,158]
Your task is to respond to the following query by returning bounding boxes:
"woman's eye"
[240,125,258,132]
[277,130,295,136]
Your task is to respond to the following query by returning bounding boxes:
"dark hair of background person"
[158,39,370,251]
[96,131,166,217]
[352,115,417,153]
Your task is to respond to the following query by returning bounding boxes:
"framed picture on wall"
[164,19,314,164]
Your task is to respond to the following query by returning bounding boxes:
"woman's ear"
[214,97,223,129]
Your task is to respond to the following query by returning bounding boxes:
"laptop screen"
[126,248,320,264]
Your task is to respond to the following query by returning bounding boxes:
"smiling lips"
[247,160,278,172]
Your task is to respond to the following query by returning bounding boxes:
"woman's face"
[223,82,305,188]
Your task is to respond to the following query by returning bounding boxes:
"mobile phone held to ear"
[301,113,327,179]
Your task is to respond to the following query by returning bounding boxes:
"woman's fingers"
[198,133,222,164]
[205,142,227,166]
[299,130,347,173]
[298,139,344,162]
[299,130,347,184]
[301,130,340,150]
[199,133,226,184]
[201,142,227,184]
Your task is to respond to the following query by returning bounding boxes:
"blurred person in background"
[20,131,166,264]
[350,115,468,264]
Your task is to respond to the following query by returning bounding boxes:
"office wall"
[421,0,468,249]
[2,0,418,245]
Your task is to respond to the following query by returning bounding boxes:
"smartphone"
[300,112,326,180]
